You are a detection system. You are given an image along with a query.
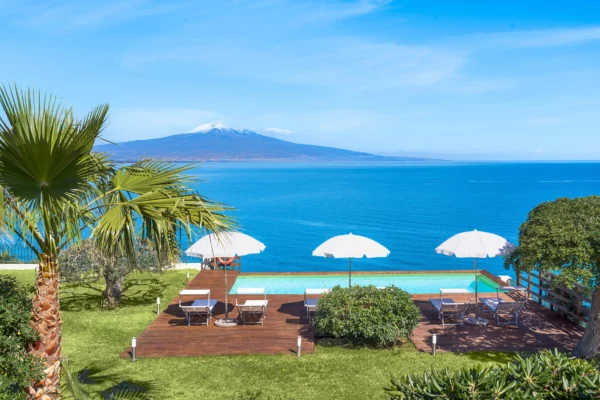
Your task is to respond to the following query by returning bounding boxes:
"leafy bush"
[312,285,420,347]
[386,349,600,399]
[0,275,42,399]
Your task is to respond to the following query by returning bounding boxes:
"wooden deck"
[411,293,583,353]
[122,270,314,357]
[123,270,583,358]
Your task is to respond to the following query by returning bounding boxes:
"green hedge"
[312,285,420,348]
[386,349,600,399]
[0,275,42,400]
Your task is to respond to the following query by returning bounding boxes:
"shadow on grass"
[120,275,169,307]
[74,365,154,399]
[60,274,169,312]
[465,351,516,364]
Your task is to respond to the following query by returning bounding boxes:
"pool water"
[229,273,500,295]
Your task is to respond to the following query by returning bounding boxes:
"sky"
[1,0,600,160]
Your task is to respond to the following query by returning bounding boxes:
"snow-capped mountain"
[186,122,253,135]
[95,123,429,162]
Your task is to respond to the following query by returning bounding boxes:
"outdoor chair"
[429,298,469,327]
[179,289,218,326]
[304,288,329,322]
[479,297,525,326]
[236,288,268,325]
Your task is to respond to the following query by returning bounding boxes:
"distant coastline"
[95,124,437,163]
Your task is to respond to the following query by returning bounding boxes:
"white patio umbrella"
[313,233,390,286]
[435,229,510,303]
[185,231,266,321]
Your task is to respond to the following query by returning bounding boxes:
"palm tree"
[91,159,233,307]
[0,85,232,399]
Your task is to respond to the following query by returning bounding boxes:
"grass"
[2,269,514,400]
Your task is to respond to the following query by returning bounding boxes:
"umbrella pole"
[474,258,478,304]
[349,258,352,287]
[225,268,229,321]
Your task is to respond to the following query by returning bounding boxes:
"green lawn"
[3,269,513,399]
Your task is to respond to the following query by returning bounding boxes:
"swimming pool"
[229,273,500,295]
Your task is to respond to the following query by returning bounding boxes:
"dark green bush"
[312,285,420,348]
[0,275,42,400]
[386,349,600,399]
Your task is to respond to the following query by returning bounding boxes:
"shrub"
[312,285,420,347]
[0,275,43,399]
[386,349,600,399]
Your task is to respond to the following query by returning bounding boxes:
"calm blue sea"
[179,162,600,279]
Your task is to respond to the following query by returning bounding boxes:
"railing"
[0,244,38,263]
[518,269,590,326]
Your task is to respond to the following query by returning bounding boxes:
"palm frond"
[92,161,234,263]
[0,84,111,256]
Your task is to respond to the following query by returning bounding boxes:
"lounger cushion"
[479,297,504,311]
[429,298,455,312]
[184,299,218,311]
[305,299,319,308]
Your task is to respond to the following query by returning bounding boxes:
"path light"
[186,271,190,284]
[131,337,137,362]
[432,334,437,357]
[297,336,302,358]
[156,297,161,315]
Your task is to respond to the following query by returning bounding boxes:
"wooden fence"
[517,270,590,326]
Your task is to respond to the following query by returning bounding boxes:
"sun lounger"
[304,289,329,322]
[238,300,269,325]
[179,289,218,326]
[429,298,469,327]
[479,297,525,326]
[496,286,528,302]
[236,288,268,325]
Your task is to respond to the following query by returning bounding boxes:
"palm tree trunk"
[103,271,124,308]
[28,254,62,400]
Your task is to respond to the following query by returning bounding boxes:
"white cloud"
[125,38,465,88]
[105,108,223,141]
[265,127,295,135]
[453,26,600,51]
[301,0,391,22]
[6,0,190,30]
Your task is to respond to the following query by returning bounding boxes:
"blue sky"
[1,0,600,160]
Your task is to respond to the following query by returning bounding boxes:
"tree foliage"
[505,196,600,359]
[386,349,600,399]
[505,196,600,291]
[312,285,420,348]
[0,275,43,399]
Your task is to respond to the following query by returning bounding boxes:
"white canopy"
[185,231,266,259]
[312,233,390,259]
[313,233,389,286]
[435,229,511,303]
[185,231,265,323]
[435,230,509,259]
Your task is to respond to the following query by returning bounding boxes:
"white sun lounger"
[304,289,329,321]
[479,297,525,326]
[429,298,469,327]
[179,289,218,326]
[236,288,268,325]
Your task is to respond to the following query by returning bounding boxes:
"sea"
[177,161,600,279]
